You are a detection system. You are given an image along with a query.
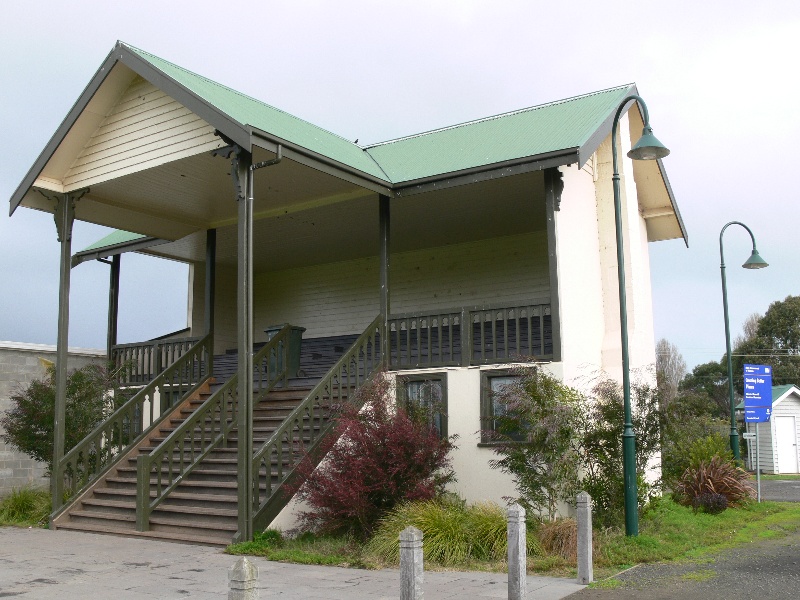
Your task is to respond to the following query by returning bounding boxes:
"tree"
[678,361,730,419]
[655,338,686,410]
[0,364,114,474]
[731,295,800,387]
[733,312,761,348]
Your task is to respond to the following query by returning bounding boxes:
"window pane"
[404,379,445,438]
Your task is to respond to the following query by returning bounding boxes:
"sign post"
[743,364,772,503]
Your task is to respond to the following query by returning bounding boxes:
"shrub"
[673,456,755,510]
[486,367,583,521]
[538,518,578,562]
[294,373,456,539]
[578,379,662,528]
[0,364,116,473]
[366,499,541,565]
[0,486,51,526]
[692,493,728,515]
[661,409,730,486]
[486,368,663,528]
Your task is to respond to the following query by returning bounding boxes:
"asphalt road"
[753,477,800,502]
[566,527,800,600]
[566,478,800,599]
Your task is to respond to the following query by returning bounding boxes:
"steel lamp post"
[719,222,768,462]
[610,95,670,536]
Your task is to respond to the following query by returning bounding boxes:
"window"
[480,370,523,443]
[399,375,447,438]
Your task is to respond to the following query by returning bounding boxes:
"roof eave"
[71,236,169,267]
[391,149,580,197]
[9,47,120,216]
[656,157,688,247]
[249,128,393,196]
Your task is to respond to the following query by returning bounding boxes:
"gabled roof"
[9,41,685,245]
[123,46,388,181]
[364,86,633,185]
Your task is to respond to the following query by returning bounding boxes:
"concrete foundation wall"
[0,342,104,495]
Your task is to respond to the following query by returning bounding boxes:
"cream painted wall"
[192,232,550,353]
[553,163,605,387]
[557,112,657,389]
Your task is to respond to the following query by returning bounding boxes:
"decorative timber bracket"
[544,168,564,211]
[212,131,246,202]
[37,188,88,242]
[213,131,284,202]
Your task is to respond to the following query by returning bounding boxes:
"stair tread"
[55,521,232,546]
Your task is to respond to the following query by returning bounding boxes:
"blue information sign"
[743,364,772,423]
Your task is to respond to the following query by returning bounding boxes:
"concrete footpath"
[0,527,584,599]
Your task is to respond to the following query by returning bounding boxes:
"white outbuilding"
[744,385,800,474]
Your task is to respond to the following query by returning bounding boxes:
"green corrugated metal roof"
[125,44,632,186]
[364,86,632,184]
[772,384,797,401]
[82,230,147,252]
[735,384,799,409]
[125,44,388,181]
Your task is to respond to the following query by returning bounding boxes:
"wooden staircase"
[54,380,329,545]
[52,335,360,546]
[53,319,380,546]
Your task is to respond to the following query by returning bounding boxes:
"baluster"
[540,306,545,357]
[503,308,509,360]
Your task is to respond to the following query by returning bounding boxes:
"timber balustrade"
[54,335,212,513]
[388,301,552,369]
[249,315,383,533]
[135,325,293,532]
[112,336,202,386]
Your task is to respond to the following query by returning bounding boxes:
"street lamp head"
[742,249,768,269]
[627,125,670,160]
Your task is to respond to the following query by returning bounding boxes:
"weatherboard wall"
[63,76,221,191]
[190,232,550,353]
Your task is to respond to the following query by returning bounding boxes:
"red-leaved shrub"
[294,373,455,539]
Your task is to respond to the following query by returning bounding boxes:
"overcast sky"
[1,1,798,371]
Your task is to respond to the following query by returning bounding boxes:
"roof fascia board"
[656,157,688,247]
[9,49,120,216]
[250,128,393,196]
[71,236,169,267]
[576,84,638,168]
[391,150,577,197]
[773,386,800,408]
[117,46,250,149]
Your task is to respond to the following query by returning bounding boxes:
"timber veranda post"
[236,151,255,542]
[52,192,76,515]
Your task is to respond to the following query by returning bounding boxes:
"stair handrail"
[248,315,384,535]
[135,324,293,531]
[53,334,212,515]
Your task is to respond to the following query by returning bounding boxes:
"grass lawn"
[756,473,800,481]
[227,498,800,578]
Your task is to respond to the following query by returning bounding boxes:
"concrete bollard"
[400,526,424,600]
[507,503,527,600]
[229,557,259,600]
[576,491,593,585]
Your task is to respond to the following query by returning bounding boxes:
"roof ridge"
[120,42,364,150]
[364,84,634,149]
